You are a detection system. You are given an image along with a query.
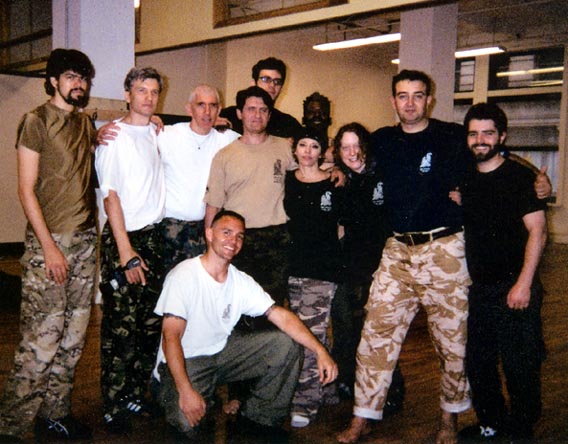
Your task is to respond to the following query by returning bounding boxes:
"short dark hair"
[303,92,331,119]
[333,122,371,166]
[45,48,95,96]
[236,86,274,112]
[123,67,163,93]
[211,210,246,228]
[252,57,287,83]
[463,102,508,135]
[392,69,432,96]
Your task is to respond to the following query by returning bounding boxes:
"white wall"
[138,26,398,136]
[0,75,45,243]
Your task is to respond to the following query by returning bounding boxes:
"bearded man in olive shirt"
[0,49,97,444]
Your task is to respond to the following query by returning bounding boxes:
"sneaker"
[459,424,507,442]
[104,411,132,435]
[290,414,310,428]
[34,415,92,441]
[0,434,22,444]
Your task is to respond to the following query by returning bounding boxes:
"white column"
[52,0,135,100]
[399,2,458,121]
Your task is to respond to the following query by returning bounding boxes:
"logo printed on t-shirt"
[273,159,284,184]
[222,304,231,321]
[320,191,332,212]
[372,181,384,206]
[419,152,432,174]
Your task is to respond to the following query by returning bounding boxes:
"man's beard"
[472,143,502,162]
[60,86,89,108]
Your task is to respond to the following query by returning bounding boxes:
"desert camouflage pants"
[353,232,472,420]
[288,277,336,419]
[100,224,164,417]
[158,218,206,274]
[0,228,96,436]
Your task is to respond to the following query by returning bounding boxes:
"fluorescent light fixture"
[391,46,507,63]
[455,46,505,58]
[496,66,564,77]
[313,33,401,51]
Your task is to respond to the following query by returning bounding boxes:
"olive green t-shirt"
[16,102,97,233]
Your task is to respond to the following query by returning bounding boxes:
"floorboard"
[0,244,566,443]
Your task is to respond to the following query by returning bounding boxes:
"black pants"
[466,279,546,435]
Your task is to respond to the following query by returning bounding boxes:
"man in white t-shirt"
[95,67,166,433]
[98,84,240,272]
[158,84,240,270]
[153,210,338,442]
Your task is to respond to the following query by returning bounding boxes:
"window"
[489,47,564,90]
[455,58,475,92]
[214,0,346,28]
[0,0,52,75]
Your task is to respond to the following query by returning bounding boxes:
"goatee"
[62,88,89,108]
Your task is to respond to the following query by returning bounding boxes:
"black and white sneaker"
[34,415,92,441]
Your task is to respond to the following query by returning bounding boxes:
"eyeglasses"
[258,76,284,87]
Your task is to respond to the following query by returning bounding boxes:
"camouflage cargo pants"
[288,276,336,420]
[99,224,164,417]
[0,227,96,436]
[158,218,206,274]
[354,232,472,420]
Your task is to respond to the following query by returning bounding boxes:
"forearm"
[162,332,194,397]
[268,306,327,356]
[104,192,135,265]
[19,189,57,250]
[516,220,547,289]
[204,204,220,229]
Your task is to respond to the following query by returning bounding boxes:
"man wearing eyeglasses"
[218,57,303,139]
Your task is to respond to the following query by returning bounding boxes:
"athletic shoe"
[290,414,310,428]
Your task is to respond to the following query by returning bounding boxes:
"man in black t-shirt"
[459,103,547,443]
[218,57,303,139]
[338,69,473,444]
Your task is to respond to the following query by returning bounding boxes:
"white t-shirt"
[158,124,240,221]
[95,121,165,231]
[153,256,274,379]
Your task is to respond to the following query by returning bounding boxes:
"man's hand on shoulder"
[330,166,346,188]
[96,121,121,146]
[214,116,233,132]
[535,165,552,200]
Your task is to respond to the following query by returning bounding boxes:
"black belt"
[394,226,462,246]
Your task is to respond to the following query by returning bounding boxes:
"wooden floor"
[0,244,567,443]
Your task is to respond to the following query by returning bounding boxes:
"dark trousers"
[232,224,290,307]
[100,224,164,416]
[157,330,301,432]
[466,278,545,435]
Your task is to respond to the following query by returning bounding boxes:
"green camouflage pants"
[158,218,206,273]
[100,224,164,417]
[288,277,336,420]
[354,232,472,420]
[0,227,96,436]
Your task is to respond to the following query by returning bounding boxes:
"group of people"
[0,47,550,444]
